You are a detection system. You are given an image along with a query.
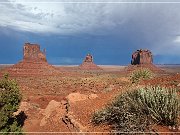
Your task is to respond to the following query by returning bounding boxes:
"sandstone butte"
[0,44,163,75]
[1,43,60,77]
[78,53,102,70]
[126,49,163,72]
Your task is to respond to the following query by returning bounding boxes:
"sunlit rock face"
[125,49,164,73]
[23,43,47,62]
[131,49,153,65]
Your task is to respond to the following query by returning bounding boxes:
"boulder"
[66,93,88,103]
[66,92,98,103]
[40,100,63,126]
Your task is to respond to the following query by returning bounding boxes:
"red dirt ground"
[0,65,180,134]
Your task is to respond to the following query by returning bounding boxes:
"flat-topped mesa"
[126,49,163,73]
[23,43,46,62]
[131,49,153,65]
[79,54,102,70]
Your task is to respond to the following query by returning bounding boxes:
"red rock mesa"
[79,54,102,70]
[131,49,153,65]
[1,43,59,76]
[23,43,47,62]
[126,49,163,72]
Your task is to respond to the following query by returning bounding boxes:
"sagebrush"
[92,86,180,133]
[130,68,153,83]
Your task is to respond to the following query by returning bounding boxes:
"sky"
[1,0,180,65]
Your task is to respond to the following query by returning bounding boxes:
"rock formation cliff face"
[126,49,163,72]
[23,43,46,62]
[79,54,102,70]
[131,49,153,65]
[83,54,93,63]
[1,43,59,76]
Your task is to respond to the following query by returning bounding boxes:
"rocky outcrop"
[62,93,98,133]
[40,100,64,127]
[21,93,98,132]
[79,54,102,70]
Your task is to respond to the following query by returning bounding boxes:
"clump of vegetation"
[92,86,180,133]
[130,68,153,83]
[0,73,23,133]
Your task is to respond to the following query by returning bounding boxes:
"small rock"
[66,93,88,103]
[172,126,176,130]
[168,126,172,130]
[88,94,98,99]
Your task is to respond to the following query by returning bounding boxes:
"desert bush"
[135,86,180,126]
[0,73,23,134]
[130,68,153,83]
[92,86,180,133]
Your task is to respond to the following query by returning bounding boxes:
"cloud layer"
[1,0,180,64]
[1,0,127,34]
[3,0,179,35]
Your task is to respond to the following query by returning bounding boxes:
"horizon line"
[1,1,180,4]
[1,64,180,66]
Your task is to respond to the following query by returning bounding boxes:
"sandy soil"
[0,64,180,134]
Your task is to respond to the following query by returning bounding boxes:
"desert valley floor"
[0,64,180,134]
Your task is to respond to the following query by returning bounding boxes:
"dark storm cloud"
[1,0,180,64]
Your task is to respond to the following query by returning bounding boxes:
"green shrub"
[135,86,180,126]
[130,68,153,83]
[92,86,180,132]
[0,73,23,134]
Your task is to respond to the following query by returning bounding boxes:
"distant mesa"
[126,49,163,72]
[23,43,47,62]
[1,43,59,76]
[79,54,102,70]
[84,54,93,63]
[131,49,153,65]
